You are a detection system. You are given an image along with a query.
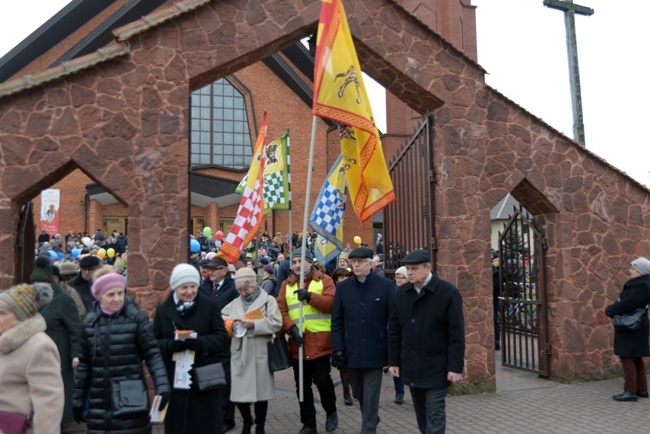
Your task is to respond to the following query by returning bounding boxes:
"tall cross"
[543,0,594,146]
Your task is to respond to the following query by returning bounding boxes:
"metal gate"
[498,205,550,376]
[383,114,435,276]
[15,201,35,285]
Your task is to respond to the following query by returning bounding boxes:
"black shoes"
[223,422,236,433]
[343,389,353,406]
[298,426,317,434]
[613,390,638,401]
[325,412,338,432]
[395,394,404,405]
[637,390,649,398]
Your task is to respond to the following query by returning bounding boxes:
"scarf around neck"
[241,286,262,312]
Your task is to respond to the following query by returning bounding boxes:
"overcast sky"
[1,0,647,187]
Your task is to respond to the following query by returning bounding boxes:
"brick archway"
[0,0,648,386]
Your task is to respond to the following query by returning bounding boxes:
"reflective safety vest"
[286,279,331,333]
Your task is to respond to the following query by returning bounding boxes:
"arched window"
[190,78,253,170]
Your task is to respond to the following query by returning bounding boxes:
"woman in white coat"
[0,283,64,434]
[222,267,282,434]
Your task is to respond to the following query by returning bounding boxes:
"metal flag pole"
[297,115,318,402]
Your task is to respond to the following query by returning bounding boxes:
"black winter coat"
[387,273,465,389]
[331,272,394,368]
[153,292,229,434]
[605,274,650,358]
[198,274,238,311]
[69,273,95,312]
[73,299,171,434]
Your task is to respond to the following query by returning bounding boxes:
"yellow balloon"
[107,248,116,258]
[353,236,362,245]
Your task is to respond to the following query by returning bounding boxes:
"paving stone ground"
[64,358,650,434]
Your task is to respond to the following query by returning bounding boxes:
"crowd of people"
[8,227,646,433]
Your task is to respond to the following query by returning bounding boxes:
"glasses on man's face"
[210,266,227,272]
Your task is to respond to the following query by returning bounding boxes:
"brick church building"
[1,0,648,388]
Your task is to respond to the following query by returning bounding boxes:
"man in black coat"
[198,256,239,431]
[388,249,465,434]
[331,247,394,434]
[68,255,102,312]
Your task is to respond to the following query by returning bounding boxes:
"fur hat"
[30,256,55,284]
[0,283,53,321]
[234,267,257,290]
[631,257,650,276]
[57,261,80,277]
[79,255,101,268]
[91,273,126,299]
[170,264,200,290]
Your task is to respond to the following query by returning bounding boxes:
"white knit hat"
[395,266,408,278]
[170,264,200,290]
[631,257,650,276]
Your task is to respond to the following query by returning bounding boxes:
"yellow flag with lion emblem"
[312,0,395,224]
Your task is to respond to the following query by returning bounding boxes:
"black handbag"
[613,308,647,332]
[111,379,148,416]
[267,333,292,372]
[192,362,226,391]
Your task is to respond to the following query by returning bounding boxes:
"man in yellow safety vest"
[276,249,338,434]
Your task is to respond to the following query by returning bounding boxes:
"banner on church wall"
[40,189,60,236]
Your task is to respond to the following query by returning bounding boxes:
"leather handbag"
[267,333,292,372]
[0,411,31,434]
[111,379,148,416]
[613,308,647,332]
[192,362,226,391]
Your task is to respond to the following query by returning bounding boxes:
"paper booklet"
[245,307,264,320]
[172,330,197,389]
[150,395,169,423]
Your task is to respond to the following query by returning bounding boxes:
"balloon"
[48,250,58,260]
[107,248,115,258]
[190,239,200,253]
[203,227,212,237]
[71,248,80,258]
[82,237,92,247]
[215,231,224,241]
[97,248,106,259]
[353,236,362,245]
[57,252,65,260]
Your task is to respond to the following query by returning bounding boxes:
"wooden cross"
[543,0,594,146]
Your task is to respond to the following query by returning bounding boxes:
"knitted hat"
[91,273,126,299]
[395,266,408,278]
[170,264,200,290]
[0,283,53,321]
[263,264,275,275]
[631,257,650,276]
[234,267,257,290]
[30,256,55,284]
[57,262,80,277]
[291,249,314,263]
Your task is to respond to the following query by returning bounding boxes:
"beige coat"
[222,290,282,403]
[0,314,64,434]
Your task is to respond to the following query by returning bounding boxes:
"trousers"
[292,355,337,429]
[410,386,448,434]
[348,368,383,433]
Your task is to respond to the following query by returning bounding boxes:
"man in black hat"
[387,249,465,434]
[331,246,395,434]
[197,256,239,432]
[69,255,102,312]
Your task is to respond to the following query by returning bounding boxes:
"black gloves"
[169,339,187,353]
[72,406,85,423]
[159,392,171,411]
[288,325,304,347]
[331,351,346,369]
[295,288,312,302]
[184,338,202,352]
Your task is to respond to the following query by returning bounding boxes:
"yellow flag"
[312,0,395,224]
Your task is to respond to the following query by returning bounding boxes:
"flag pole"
[297,115,318,402]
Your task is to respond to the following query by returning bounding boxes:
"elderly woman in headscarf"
[605,257,650,401]
[153,264,229,434]
[72,272,170,433]
[222,268,282,434]
[0,283,64,434]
